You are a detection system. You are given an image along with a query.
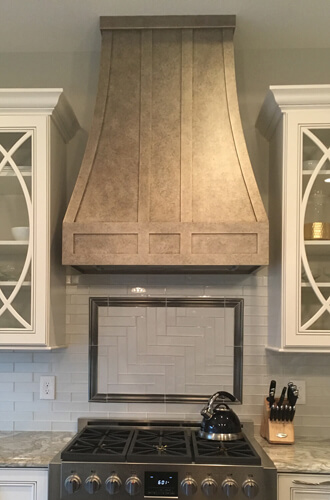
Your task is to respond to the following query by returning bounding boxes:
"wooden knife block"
[260,398,294,444]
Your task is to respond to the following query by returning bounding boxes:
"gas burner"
[127,429,192,463]
[192,432,261,465]
[61,426,133,462]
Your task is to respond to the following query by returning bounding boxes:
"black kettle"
[199,391,243,441]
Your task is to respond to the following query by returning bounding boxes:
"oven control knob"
[85,474,102,494]
[64,474,82,494]
[222,479,239,498]
[242,479,259,498]
[125,476,142,496]
[181,477,198,496]
[106,475,122,495]
[201,478,218,496]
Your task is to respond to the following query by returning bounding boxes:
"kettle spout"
[200,406,213,420]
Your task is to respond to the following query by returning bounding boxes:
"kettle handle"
[201,391,237,419]
[213,391,236,402]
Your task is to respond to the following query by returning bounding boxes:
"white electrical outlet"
[40,376,56,400]
[294,380,306,405]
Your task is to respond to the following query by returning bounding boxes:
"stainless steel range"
[48,419,276,500]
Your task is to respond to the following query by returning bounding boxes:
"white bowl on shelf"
[11,226,29,241]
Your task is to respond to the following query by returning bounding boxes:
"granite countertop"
[0,431,74,467]
[256,435,330,474]
[1,430,330,473]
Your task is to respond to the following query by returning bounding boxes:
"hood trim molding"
[100,15,236,30]
[63,16,268,273]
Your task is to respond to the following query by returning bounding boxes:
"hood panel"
[63,16,268,272]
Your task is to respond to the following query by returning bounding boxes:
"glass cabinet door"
[0,130,33,331]
[301,127,330,332]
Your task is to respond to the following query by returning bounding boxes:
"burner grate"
[59,423,263,466]
[127,429,192,463]
[61,426,134,462]
[192,432,261,465]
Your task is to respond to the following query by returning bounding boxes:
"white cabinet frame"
[278,473,330,500]
[257,85,330,351]
[0,89,78,349]
[0,468,48,500]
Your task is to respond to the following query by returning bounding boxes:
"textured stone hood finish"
[63,16,268,273]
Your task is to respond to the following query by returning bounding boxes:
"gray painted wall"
[2,1,330,205]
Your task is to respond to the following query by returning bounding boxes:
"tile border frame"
[89,296,244,404]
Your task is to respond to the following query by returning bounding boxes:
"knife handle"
[269,379,276,394]
[269,404,276,421]
[277,386,286,407]
[283,404,288,421]
[267,380,276,408]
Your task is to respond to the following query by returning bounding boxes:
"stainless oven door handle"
[293,480,330,486]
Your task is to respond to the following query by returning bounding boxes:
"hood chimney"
[63,16,268,273]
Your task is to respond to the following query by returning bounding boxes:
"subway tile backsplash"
[0,270,330,437]
[94,298,238,400]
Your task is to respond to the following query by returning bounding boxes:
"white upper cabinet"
[257,85,330,351]
[0,89,79,349]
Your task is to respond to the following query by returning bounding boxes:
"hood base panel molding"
[71,265,260,275]
[63,16,268,273]
[63,221,268,271]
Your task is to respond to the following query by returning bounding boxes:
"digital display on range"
[145,472,178,497]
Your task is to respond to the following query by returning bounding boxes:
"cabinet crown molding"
[0,89,79,143]
[257,85,330,140]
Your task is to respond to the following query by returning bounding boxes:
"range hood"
[63,16,268,274]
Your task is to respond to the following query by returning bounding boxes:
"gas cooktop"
[61,424,261,465]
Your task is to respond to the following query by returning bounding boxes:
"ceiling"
[1,0,330,53]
